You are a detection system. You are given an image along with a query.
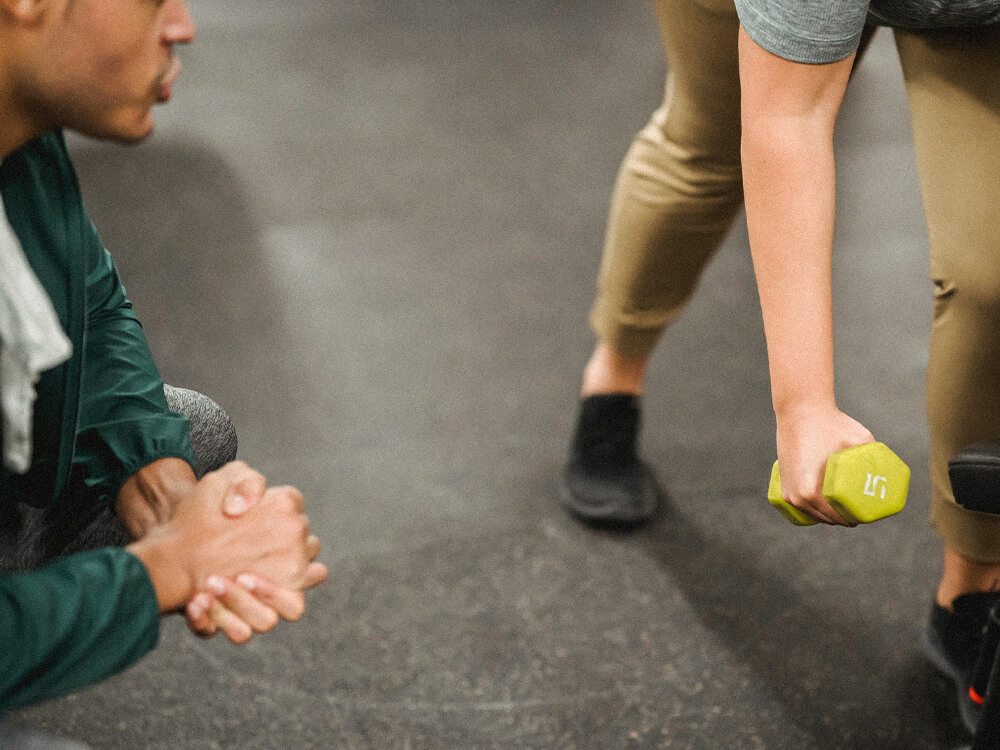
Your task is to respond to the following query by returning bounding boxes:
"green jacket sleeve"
[73,214,195,501]
[0,547,160,711]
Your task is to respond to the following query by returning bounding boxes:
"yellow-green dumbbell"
[768,442,910,526]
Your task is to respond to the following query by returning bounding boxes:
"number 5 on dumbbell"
[768,442,910,526]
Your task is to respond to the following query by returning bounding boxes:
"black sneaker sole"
[923,624,980,735]
[559,464,660,528]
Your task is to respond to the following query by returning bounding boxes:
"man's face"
[21,0,195,143]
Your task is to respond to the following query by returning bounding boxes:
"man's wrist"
[116,458,197,539]
[127,530,194,613]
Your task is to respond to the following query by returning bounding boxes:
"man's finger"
[234,575,307,621]
[207,600,254,644]
[304,562,328,589]
[814,497,855,527]
[208,576,280,633]
[185,593,218,638]
[306,534,321,561]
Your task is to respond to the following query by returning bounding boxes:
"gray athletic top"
[735,0,1000,63]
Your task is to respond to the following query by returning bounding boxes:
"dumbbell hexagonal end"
[822,442,909,524]
[768,460,819,526]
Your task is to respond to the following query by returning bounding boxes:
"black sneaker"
[560,394,659,527]
[923,591,1000,734]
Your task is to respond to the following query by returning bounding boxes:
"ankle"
[581,344,647,398]
[937,546,1000,609]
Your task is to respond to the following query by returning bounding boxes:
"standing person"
[0,0,327,720]
[561,0,873,526]
[735,0,1000,735]
[559,0,1000,734]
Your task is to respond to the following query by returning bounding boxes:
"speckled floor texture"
[6,1,975,748]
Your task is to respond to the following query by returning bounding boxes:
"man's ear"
[0,0,51,25]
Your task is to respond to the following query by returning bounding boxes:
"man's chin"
[70,111,156,144]
[113,127,155,145]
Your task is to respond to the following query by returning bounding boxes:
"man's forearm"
[116,457,197,539]
[126,532,193,612]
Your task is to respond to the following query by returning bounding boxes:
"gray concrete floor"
[6,1,972,748]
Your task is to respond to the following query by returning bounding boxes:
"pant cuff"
[589,300,678,360]
[932,493,1000,563]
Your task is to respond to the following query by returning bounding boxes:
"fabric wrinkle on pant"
[590,0,744,359]
[894,24,1000,561]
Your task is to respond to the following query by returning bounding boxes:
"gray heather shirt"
[735,0,1000,63]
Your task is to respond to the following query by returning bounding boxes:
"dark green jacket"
[0,133,195,709]
[0,548,159,711]
[1,132,194,508]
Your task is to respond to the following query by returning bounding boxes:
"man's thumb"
[223,473,266,517]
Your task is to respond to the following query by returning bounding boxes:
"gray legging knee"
[0,387,238,571]
[163,384,238,478]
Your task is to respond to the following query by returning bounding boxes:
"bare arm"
[739,26,873,525]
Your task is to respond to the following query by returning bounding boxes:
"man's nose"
[164,0,196,45]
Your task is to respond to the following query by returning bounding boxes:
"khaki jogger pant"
[589,0,1000,561]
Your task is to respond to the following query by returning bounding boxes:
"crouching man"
[0,0,327,717]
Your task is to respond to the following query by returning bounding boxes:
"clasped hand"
[127,462,327,643]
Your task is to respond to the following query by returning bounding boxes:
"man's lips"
[158,58,182,103]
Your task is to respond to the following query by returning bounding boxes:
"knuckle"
[239,467,265,487]
[228,460,251,474]
[272,489,298,514]
[294,516,309,538]
[272,485,306,511]
[277,514,308,540]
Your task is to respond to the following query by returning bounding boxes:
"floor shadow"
[68,137,313,458]
[635,493,969,748]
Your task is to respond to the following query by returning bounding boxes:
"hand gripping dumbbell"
[767,442,910,526]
